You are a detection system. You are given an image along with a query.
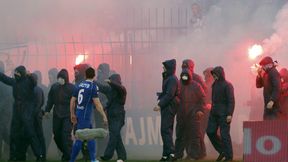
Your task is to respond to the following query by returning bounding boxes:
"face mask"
[182,75,188,81]
[14,71,21,81]
[57,78,65,85]
[212,74,218,80]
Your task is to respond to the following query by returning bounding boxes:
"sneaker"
[167,154,176,162]
[216,152,225,162]
[117,159,124,162]
[159,156,168,161]
[91,160,100,162]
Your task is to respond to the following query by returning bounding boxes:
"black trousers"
[175,112,203,159]
[32,111,46,158]
[53,116,73,160]
[264,108,279,120]
[10,104,42,161]
[206,114,233,160]
[104,111,126,160]
[160,106,176,157]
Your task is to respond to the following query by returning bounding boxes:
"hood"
[33,70,42,84]
[182,59,194,73]
[180,68,193,84]
[48,68,58,84]
[15,65,26,78]
[57,69,69,83]
[162,59,176,76]
[203,67,214,76]
[259,56,276,71]
[31,73,38,85]
[211,66,225,81]
[97,63,110,81]
[74,63,90,84]
[259,56,273,66]
[0,61,4,73]
[280,68,288,82]
[109,73,122,85]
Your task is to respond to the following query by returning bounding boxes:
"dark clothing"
[256,67,281,120]
[210,67,235,117]
[96,73,127,160]
[181,59,208,157]
[279,68,288,119]
[207,66,235,160]
[45,69,74,161]
[95,63,110,156]
[45,69,74,118]
[53,116,73,160]
[32,86,46,159]
[158,59,180,157]
[0,79,12,159]
[175,68,206,159]
[0,67,44,161]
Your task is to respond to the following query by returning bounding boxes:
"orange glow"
[75,54,88,65]
[248,44,263,60]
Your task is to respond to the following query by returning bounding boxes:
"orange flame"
[248,44,263,60]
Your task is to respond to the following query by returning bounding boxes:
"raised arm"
[0,72,15,86]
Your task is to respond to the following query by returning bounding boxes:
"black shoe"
[216,152,225,162]
[100,156,111,161]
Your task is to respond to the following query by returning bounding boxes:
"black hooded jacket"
[158,59,180,109]
[179,68,206,116]
[210,66,235,116]
[45,69,75,118]
[256,66,281,107]
[0,65,36,103]
[96,73,127,116]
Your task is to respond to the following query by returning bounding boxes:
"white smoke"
[263,2,288,56]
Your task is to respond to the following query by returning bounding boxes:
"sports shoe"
[100,156,110,161]
[159,156,168,161]
[117,159,124,162]
[216,152,225,162]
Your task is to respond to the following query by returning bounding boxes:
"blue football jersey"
[73,80,99,120]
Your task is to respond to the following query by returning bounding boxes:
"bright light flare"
[75,54,88,65]
[248,44,263,60]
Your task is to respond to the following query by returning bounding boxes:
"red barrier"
[243,120,288,162]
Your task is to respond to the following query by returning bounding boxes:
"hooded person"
[96,73,127,162]
[0,61,12,159]
[0,65,45,161]
[256,56,281,120]
[44,69,75,162]
[43,68,58,153]
[31,73,46,161]
[95,63,110,157]
[206,66,235,162]
[175,68,206,160]
[181,59,207,93]
[279,68,288,119]
[48,68,58,88]
[153,59,180,161]
[182,59,208,157]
